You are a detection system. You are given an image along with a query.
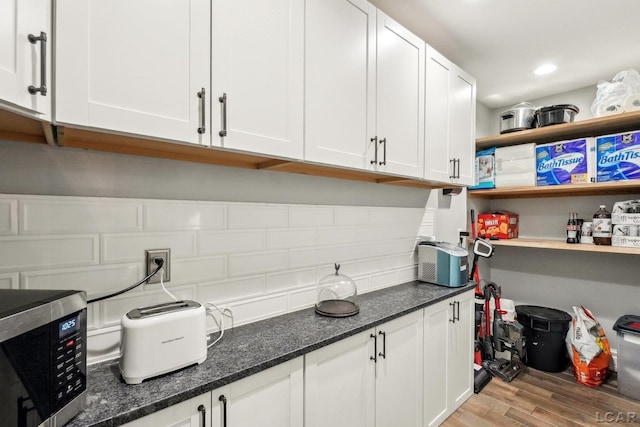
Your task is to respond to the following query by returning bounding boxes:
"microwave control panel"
[52,309,87,410]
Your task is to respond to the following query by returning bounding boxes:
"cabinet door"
[212,358,303,427]
[375,310,423,427]
[0,0,50,117]
[55,0,210,145]
[422,298,451,427]
[449,66,476,186]
[375,11,425,178]
[211,0,303,159]
[305,329,375,427]
[121,392,211,427]
[424,46,452,183]
[304,0,376,170]
[447,290,474,407]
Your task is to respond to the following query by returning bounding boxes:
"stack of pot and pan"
[499,102,579,134]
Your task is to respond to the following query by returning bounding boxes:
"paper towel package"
[495,172,536,188]
[536,138,595,186]
[596,131,640,182]
[470,147,496,190]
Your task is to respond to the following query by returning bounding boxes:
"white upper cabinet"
[424,45,476,185]
[304,0,376,169]
[0,0,51,118]
[305,3,424,178]
[211,0,304,159]
[55,0,211,145]
[375,10,425,178]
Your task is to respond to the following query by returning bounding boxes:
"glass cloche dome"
[315,263,359,318]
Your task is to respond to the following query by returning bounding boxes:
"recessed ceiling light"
[533,64,557,75]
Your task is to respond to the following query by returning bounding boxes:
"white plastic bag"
[591,69,640,117]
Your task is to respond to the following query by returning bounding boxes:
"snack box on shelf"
[596,131,640,183]
[536,138,595,186]
[477,210,519,239]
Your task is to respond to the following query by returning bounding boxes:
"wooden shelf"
[0,109,456,191]
[483,237,640,255]
[468,181,640,199]
[476,110,640,150]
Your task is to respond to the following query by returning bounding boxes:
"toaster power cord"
[87,257,165,304]
[204,302,234,348]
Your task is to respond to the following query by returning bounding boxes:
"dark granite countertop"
[67,280,475,427]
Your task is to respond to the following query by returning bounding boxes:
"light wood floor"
[443,366,640,426]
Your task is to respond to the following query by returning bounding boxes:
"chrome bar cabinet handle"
[197,404,206,427]
[197,88,206,134]
[218,93,228,137]
[370,137,378,165]
[378,330,386,359]
[27,32,47,96]
[219,395,228,427]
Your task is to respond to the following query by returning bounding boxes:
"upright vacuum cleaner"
[469,238,526,392]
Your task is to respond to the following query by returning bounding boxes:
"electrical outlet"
[145,249,171,284]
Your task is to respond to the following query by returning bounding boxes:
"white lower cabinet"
[120,392,212,427]
[304,310,423,427]
[212,357,303,427]
[423,290,474,426]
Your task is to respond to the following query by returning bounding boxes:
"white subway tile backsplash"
[169,256,226,285]
[289,246,334,269]
[101,232,197,263]
[199,230,265,255]
[267,228,316,249]
[0,198,17,235]
[0,273,18,289]
[22,264,140,298]
[266,267,317,293]
[228,204,288,229]
[316,227,358,246]
[334,207,368,226]
[370,270,399,291]
[1,194,429,364]
[228,293,288,325]
[144,201,225,230]
[20,198,141,234]
[228,250,288,277]
[0,235,98,271]
[288,286,316,311]
[289,206,334,227]
[197,275,265,303]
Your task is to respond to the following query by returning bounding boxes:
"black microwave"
[0,289,87,427]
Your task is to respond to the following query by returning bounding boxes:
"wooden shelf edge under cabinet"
[476,110,640,150]
[468,181,640,199]
[475,237,640,255]
[0,109,460,191]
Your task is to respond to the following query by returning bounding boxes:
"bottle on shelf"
[566,212,579,244]
[593,205,612,246]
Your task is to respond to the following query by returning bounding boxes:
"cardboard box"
[612,199,640,225]
[477,211,519,239]
[596,131,640,183]
[536,138,595,186]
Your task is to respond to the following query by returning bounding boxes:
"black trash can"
[516,305,572,372]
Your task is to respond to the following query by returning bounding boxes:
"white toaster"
[119,300,207,384]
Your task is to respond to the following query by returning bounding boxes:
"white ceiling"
[369,0,640,110]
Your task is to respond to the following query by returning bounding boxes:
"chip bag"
[565,306,611,387]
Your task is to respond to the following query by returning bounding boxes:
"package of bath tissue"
[536,138,595,185]
[596,131,640,182]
